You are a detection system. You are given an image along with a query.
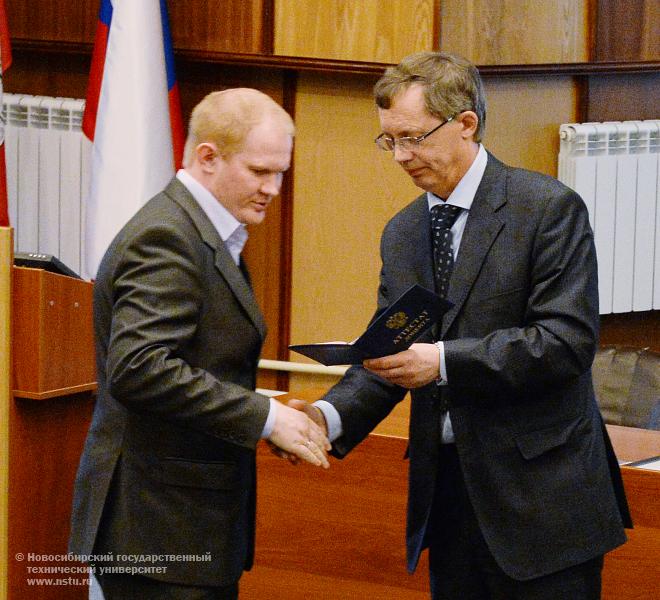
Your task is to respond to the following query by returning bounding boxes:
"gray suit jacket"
[323,153,630,580]
[69,178,270,586]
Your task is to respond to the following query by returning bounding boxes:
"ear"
[195,142,219,172]
[457,111,479,140]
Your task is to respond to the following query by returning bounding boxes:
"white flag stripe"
[84,0,175,279]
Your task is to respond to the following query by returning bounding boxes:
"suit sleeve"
[102,218,270,449]
[322,239,410,456]
[444,185,600,397]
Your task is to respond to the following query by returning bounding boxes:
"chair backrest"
[592,345,660,430]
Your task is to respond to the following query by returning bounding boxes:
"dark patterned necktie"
[430,203,462,298]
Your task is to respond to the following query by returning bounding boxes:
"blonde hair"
[374,52,486,143]
[183,88,295,167]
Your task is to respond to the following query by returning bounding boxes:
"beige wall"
[483,76,579,176]
[289,72,419,354]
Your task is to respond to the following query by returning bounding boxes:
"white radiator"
[558,120,660,315]
[1,93,91,277]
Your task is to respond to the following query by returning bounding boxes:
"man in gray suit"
[292,52,631,599]
[70,88,330,599]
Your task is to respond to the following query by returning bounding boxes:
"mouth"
[252,200,270,211]
[405,167,426,177]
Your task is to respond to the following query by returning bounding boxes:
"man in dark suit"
[292,52,631,599]
[69,88,330,600]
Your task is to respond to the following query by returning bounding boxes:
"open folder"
[289,284,452,366]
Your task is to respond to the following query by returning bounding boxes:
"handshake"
[267,399,331,469]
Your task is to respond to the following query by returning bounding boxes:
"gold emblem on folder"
[386,311,408,329]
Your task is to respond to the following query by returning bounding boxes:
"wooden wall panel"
[3,51,90,99]
[6,0,268,55]
[5,0,95,44]
[168,0,267,54]
[288,372,342,395]
[174,62,285,150]
[595,0,660,62]
[440,0,589,65]
[483,76,579,177]
[585,73,660,122]
[601,312,660,352]
[274,0,435,63]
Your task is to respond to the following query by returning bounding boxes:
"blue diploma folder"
[289,284,452,366]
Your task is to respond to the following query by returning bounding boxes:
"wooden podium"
[13,266,95,399]
[1,228,94,600]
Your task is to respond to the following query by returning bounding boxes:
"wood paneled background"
[4,0,659,385]
[440,0,589,64]
[169,0,269,54]
[274,0,436,63]
[595,0,659,62]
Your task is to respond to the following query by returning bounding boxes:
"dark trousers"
[97,572,239,600]
[426,444,603,600]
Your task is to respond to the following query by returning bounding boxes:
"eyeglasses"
[374,117,454,152]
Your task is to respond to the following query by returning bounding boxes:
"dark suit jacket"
[69,177,271,586]
[323,153,630,581]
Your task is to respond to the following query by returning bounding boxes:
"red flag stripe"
[0,0,11,72]
[82,18,110,141]
[169,82,184,169]
[0,145,9,227]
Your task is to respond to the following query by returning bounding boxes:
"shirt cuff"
[260,397,278,439]
[435,341,448,386]
[314,400,343,442]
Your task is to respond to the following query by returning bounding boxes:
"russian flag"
[83,0,184,279]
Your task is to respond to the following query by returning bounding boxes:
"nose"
[261,172,283,197]
[393,143,413,163]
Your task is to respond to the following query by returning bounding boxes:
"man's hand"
[287,398,328,436]
[268,401,331,468]
[363,342,440,388]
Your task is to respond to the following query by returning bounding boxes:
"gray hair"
[374,52,486,142]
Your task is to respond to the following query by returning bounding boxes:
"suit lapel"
[405,196,436,292]
[393,196,438,339]
[441,154,507,337]
[165,178,267,340]
[212,239,267,340]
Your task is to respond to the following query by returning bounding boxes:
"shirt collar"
[176,169,248,264]
[427,144,488,211]
[177,168,248,242]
